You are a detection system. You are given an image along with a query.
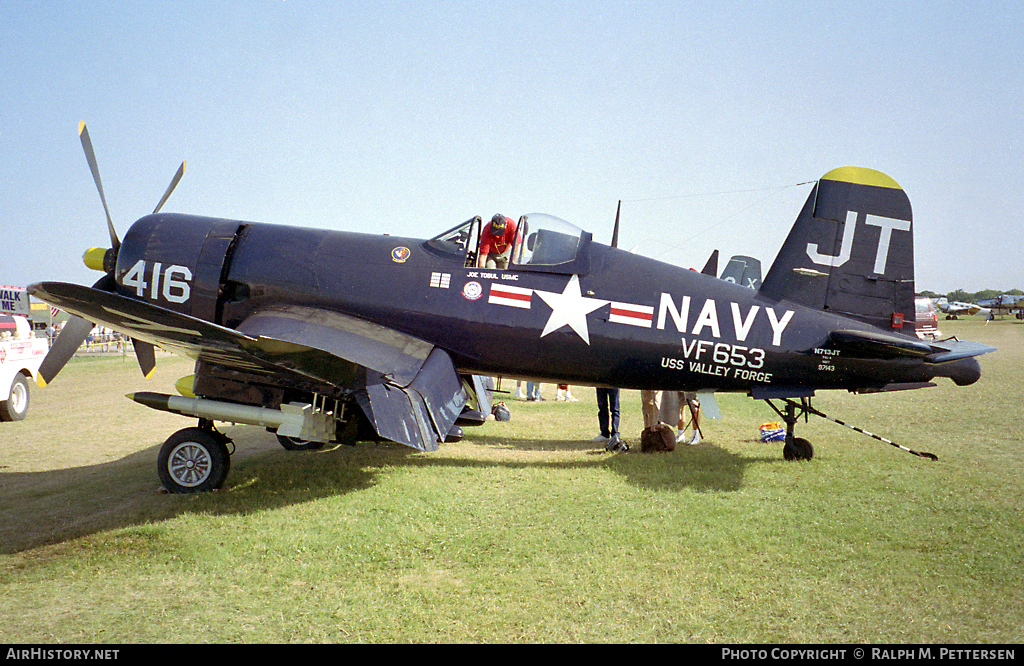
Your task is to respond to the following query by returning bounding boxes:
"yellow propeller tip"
[36,376,48,388]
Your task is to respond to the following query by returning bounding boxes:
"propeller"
[36,122,185,386]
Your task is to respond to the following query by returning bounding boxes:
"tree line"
[919,288,1024,302]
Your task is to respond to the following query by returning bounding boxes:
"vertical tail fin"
[759,167,915,332]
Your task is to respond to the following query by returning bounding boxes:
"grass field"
[1,319,1021,643]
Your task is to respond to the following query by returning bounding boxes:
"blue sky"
[2,1,1021,294]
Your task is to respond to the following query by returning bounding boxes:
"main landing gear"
[158,420,233,493]
[763,397,938,461]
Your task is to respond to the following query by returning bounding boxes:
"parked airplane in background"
[936,298,989,319]
[28,124,997,492]
[976,294,1024,320]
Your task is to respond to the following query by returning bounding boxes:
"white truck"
[0,314,49,421]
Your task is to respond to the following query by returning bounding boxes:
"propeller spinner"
[36,123,186,386]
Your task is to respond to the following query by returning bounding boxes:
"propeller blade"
[134,340,157,378]
[78,121,120,252]
[36,315,93,387]
[34,274,115,386]
[153,161,186,214]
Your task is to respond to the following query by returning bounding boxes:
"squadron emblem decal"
[462,281,483,301]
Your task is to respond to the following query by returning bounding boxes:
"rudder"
[759,167,915,332]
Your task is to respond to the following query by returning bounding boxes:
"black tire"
[0,374,30,422]
[783,437,814,461]
[275,433,325,451]
[158,428,231,493]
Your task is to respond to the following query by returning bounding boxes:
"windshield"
[426,216,481,266]
[516,214,585,267]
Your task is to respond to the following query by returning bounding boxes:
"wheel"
[0,374,30,422]
[275,433,325,451]
[783,437,814,461]
[158,427,231,493]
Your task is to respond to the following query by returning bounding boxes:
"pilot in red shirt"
[478,214,518,268]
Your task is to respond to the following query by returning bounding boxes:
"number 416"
[122,259,193,304]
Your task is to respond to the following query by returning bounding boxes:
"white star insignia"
[533,275,608,345]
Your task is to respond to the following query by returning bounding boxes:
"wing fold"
[30,282,469,452]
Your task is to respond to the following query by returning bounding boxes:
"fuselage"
[114,213,975,395]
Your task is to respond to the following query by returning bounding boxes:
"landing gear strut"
[764,398,815,461]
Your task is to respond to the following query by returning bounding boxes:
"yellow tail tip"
[820,166,902,190]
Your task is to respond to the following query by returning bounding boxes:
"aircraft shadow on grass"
[1,429,773,554]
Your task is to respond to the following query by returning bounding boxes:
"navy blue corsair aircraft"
[29,123,996,492]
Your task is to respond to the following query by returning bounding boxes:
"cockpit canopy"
[427,213,592,274]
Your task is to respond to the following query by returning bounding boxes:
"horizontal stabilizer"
[829,329,997,363]
[923,339,998,363]
[829,329,933,359]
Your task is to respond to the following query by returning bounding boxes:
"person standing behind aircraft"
[592,387,624,451]
[478,214,518,269]
[641,390,662,429]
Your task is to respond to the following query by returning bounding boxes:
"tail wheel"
[783,437,814,461]
[158,427,231,493]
